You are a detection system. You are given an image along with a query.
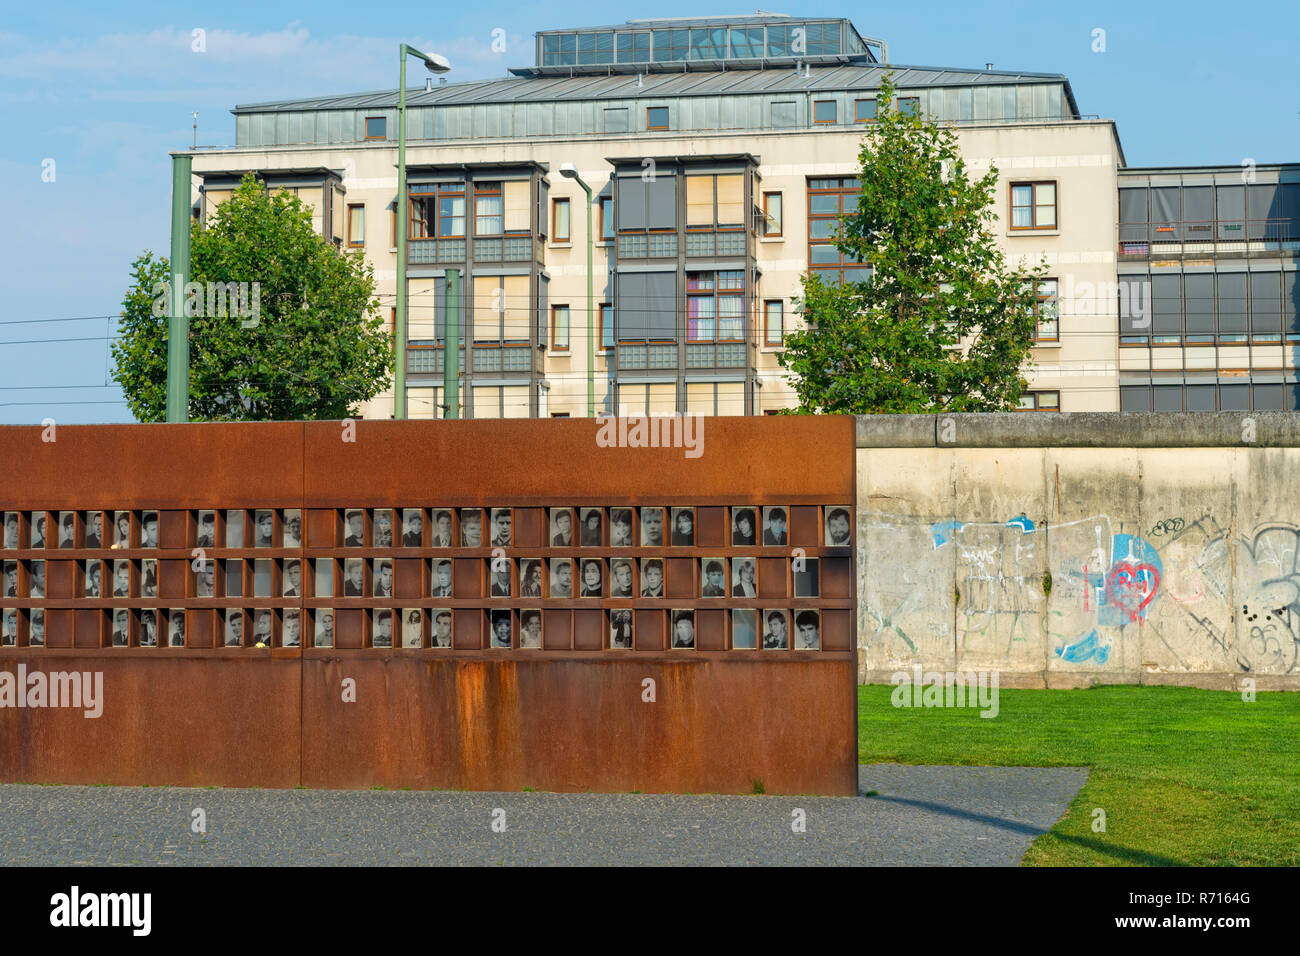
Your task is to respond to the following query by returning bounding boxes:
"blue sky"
[2,0,1296,423]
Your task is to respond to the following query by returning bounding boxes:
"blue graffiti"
[1006,515,1036,532]
[931,521,963,549]
[1055,629,1111,665]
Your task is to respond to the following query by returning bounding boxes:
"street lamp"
[395,43,451,420]
[559,163,595,417]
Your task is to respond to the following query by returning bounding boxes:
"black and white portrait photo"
[372,609,393,648]
[794,610,820,650]
[610,559,635,598]
[195,560,213,598]
[344,558,365,596]
[640,558,664,597]
[580,559,603,597]
[283,510,302,548]
[112,608,130,647]
[401,608,422,648]
[762,610,789,650]
[85,560,102,598]
[489,558,511,597]
[402,509,423,547]
[731,609,757,649]
[372,559,393,597]
[373,509,394,548]
[85,511,103,549]
[489,508,512,547]
[283,609,301,648]
[112,559,130,598]
[29,608,45,647]
[431,559,453,597]
[168,609,185,647]
[731,507,756,546]
[283,558,302,597]
[253,558,272,597]
[142,511,159,549]
[701,558,726,597]
[31,512,46,550]
[314,610,334,648]
[140,609,158,647]
[141,559,157,598]
[670,508,694,546]
[225,509,244,547]
[826,507,852,547]
[196,510,215,548]
[520,609,542,649]
[793,558,820,598]
[252,609,273,646]
[520,559,542,597]
[549,559,572,598]
[610,509,634,547]
[609,609,633,649]
[2,513,17,549]
[671,610,695,649]
[640,507,664,547]
[489,609,512,649]
[732,557,756,598]
[762,507,788,546]
[550,508,573,547]
[344,509,365,547]
[58,512,75,548]
[579,508,602,546]
[0,608,15,646]
[431,609,452,647]
[431,510,453,547]
[254,509,274,548]
[2,561,15,598]
[459,509,482,547]
[32,560,45,597]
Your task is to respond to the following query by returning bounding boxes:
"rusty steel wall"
[0,417,858,795]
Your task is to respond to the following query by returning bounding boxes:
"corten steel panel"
[300,657,858,795]
[0,656,300,787]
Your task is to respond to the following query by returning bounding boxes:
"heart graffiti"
[1106,562,1161,621]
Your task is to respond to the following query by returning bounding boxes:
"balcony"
[408,235,539,265]
[1119,218,1300,260]
[407,344,540,375]
[616,233,677,259]
[614,341,748,371]
[685,229,747,258]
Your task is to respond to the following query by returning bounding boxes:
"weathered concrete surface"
[856,414,1300,688]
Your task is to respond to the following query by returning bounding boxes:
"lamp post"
[559,163,594,417]
[395,43,450,420]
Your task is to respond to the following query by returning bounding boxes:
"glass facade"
[540,20,847,67]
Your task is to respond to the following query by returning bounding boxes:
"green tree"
[113,173,392,421]
[778,73,1048,414]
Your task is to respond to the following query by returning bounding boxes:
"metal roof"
[233,63,1076,114]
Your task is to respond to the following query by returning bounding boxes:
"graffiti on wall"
[861,513,1300,674]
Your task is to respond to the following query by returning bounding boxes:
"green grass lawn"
[857,683,1300,866]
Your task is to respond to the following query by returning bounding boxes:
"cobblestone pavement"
[0,764,1086,865]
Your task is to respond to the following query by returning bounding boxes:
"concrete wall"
[857,412,1300,688]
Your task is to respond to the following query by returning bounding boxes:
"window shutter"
[503,181,530,231]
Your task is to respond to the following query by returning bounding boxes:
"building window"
[807,177,870,284]
[813,100,838,124]
[347,204,365,247]
[762,192,783,237]
[1010,182,1058,230]
[408,183,466,239]
[896,97,920,117]
[854,98,877,123]
[1031,279,1059,342]
[552,198,571,243]
[551,305,570,351]
[686,173,745,228]
[364,116,387,140]
[646,106,669,130]
[599,303,614,350]
[764,300,784,345]
[475,182,503,236]
[599,197,614,240]
[687,271,744,341]
[1017,391,1061,411]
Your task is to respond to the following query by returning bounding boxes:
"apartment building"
[185,13,1131,417]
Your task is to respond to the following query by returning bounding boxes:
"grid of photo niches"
[0,508,306,649]
[303,505,853,653]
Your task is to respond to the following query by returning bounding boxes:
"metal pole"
[583,181,594,417]
[394,49,409,419]
[444,268,460,419]
[166,154,192,423]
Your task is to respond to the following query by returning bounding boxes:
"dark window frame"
[1009,180,1059,232]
